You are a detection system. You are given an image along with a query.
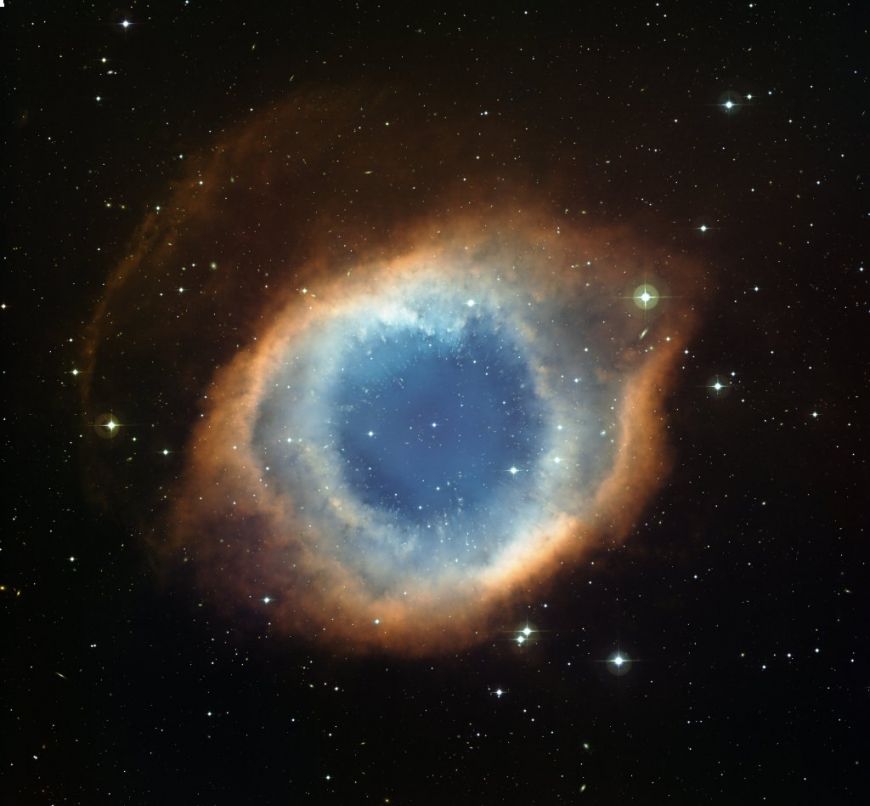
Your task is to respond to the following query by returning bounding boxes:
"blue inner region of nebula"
[332,315,546,530]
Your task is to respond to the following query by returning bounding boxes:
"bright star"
[632,283,660,310]
[516,625,533,644]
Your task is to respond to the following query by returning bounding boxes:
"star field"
[3,2,867,804]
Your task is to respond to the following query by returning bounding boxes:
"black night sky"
[3,2,868,804]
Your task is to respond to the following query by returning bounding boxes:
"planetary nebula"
[83,86,698,654]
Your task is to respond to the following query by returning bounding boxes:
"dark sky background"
[3,2,868,804]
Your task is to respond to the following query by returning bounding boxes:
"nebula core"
[84,86,699,654]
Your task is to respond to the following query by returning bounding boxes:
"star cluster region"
[4,2,868,805]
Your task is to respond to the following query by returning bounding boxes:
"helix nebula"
[83,86,699,654]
